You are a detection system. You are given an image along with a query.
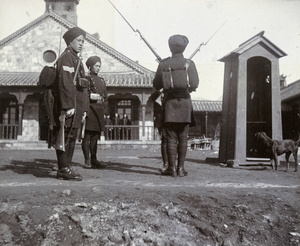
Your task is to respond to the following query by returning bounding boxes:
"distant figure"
[113,113,120,140]
[104,114,113,140]
[153,34,199,177]
[120,113,131,140]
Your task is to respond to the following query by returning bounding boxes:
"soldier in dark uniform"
[151,90,168,173]
[82,56,108,169]
[55,27,89,181]
[153,34,199,177]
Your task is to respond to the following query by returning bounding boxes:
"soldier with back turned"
[153,34,199,177]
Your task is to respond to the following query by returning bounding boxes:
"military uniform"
[151,90,168,172]
[82,56,108,169]
[54,27,88,181]
[85,74,108,132]
[153,35,199,177]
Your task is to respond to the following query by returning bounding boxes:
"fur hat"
[63,27,86,45]
[86,56,101,69]
[168,34,189,54]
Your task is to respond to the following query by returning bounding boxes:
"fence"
[104,125,157,141]
[0,124,157,141]
[0,124,18,139]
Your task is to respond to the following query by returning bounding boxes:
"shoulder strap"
[184,59,191,88]
[73,52,83,85]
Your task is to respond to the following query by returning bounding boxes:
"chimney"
[44,0,79,25]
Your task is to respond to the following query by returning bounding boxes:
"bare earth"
[0,147,299,246]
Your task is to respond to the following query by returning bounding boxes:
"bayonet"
[107,0,162,62]
[189,20,227,60]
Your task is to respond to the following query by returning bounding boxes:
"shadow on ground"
[0,158,161,178]
[103,161,161,176]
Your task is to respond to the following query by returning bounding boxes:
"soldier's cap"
[63,27,86,45]
[86,56,101,69]
[168,34,189,54]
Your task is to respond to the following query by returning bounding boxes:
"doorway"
[246,56,272,158]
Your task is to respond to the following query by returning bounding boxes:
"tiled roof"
[0,72,154,88]
[281,79,300,102]
[192,100,222,112]
[0,72,39,86]
[0,11,154,75]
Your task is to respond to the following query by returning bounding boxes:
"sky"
[0,0,299,100]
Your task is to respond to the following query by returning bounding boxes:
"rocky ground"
[0,147,299,246]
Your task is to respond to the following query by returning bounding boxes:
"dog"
[255,131,299,172]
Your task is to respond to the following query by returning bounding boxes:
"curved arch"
[246,56,272,157]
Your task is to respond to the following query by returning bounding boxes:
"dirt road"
[0,148,299,246]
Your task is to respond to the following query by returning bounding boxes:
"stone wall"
[0,18,138,74]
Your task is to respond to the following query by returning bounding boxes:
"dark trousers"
[158,127,168,165]
[164,123,189,169]
[56,127,78,170]
[81,130,100,161]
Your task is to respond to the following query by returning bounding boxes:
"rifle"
[47,125,54,149]
[107,0,162,62]
[78,118,86,142]
[189,20,227,60]
[54,111,66,151]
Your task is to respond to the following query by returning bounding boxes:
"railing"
[104,125,156,141]
[189,138,212,150]
[0,124,157,141]
[0,124,19,139]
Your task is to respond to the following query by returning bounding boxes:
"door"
[246,56,272,158]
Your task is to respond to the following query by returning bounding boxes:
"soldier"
[82,56,108,169]
[151,90,168,173]
[54,27,89,181]
[153,34,199,177]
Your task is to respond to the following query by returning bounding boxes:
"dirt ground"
[0,147,299,246]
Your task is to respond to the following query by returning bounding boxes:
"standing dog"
[255,131,299,172]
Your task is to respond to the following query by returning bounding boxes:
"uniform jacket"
[85,73,108,132]
[56,47,89,128]
[153,54,199,124]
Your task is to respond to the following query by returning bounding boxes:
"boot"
[91,159,107,169]
[84,159,92,169]
[90,134,107,168]
[57,167,83,181]
[177,143,188,177]
[161,142,177,177]
[160,138,168,172]
[160,162,169,173]
[161,165,176,177]
[82,135,91,168]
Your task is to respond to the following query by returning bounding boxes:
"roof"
[219,31,287,62]
[0,11,154,75]
[192,100,222,112]
[0,72,154,88]
[281,79,300,102]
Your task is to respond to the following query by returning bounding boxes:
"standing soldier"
[151,90,168,173]
[153,34,199,177]
[55,27,89,181]
[82,56,108,169]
